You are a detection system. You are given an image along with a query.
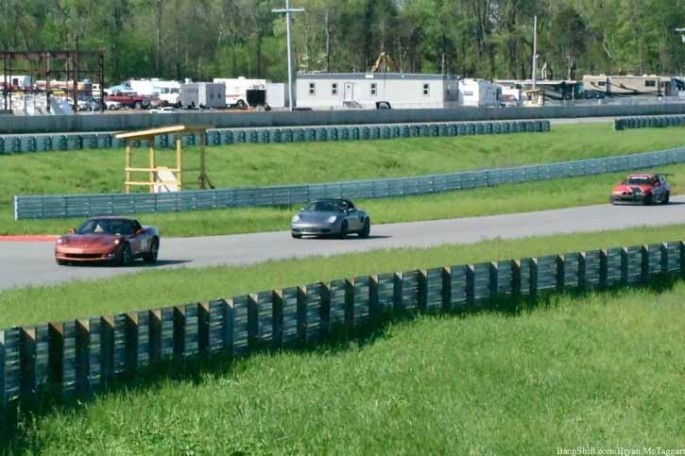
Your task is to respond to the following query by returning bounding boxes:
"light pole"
[532,15,538,90]
[273,0,304,111]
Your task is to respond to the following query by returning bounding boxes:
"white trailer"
[3,74,32,89]
[458,78,502,107]
[266,82,286,109]
[179,82,226,109]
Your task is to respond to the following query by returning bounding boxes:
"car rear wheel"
[360,219,371,238]
[119,243,133,266]
[338,221,348,239]
[143,238,159,263]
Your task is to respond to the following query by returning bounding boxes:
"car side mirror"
[68,227,75,234]
[135,228,143,236]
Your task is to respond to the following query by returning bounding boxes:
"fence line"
[13,146,685,220]
[1,240,684,409]
[0,119,549,155]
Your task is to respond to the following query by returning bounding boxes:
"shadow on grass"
[1,272,681,451]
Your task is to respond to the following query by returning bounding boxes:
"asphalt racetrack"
[2,196,685,290]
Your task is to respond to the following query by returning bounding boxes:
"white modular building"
[294,73,460,110]
[458,78,502,107]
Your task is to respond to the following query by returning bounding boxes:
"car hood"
[296,211,341,222]
[58,233,121,246]
[613,184,653,193]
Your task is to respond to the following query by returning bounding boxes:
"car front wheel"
[338,222,348,239]
[662,191,670,204]
[119,243,133,266]
[143,238,159,263]
[360,219,370,238]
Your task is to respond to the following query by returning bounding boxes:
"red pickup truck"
[105,91,151,109]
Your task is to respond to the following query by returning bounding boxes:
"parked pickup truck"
[104,92,151,109]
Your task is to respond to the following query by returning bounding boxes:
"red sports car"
[55,216,160,266]
[610,173,671,205]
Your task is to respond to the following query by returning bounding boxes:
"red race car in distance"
[55,216,160,266]
[610,173,671,205]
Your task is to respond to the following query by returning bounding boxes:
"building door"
[344,82,354,101]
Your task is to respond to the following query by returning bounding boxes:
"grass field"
[2,123,685,236]
[3,123,685,453]
[6,277,684,454]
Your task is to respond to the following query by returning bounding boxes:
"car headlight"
[326,215,338,223]
[57,237,65,244]
[292,215,301,223]
[114,238,121,245]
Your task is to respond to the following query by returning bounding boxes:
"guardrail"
[13,146,685,220]
[614,115,685,130]
[2,102,685,134]
[0,119,549,155]
[1,240,683,410]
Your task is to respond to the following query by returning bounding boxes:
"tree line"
[1,0,684,84]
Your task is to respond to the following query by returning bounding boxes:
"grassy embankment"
[0,230,685,455]
[1,122,684,236]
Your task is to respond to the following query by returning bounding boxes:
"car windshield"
[624,176,652,185]
[305,201,344,213]
[77,219,134,235]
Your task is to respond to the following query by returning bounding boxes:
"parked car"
[610,173,671,205]
[55,216,160,266]
[77,97,104,111]
[149,106,177,113]
[290,198,371,239]
[104,99,121,110]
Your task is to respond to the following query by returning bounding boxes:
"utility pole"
[532,15,538,90]
[273,0,304,111]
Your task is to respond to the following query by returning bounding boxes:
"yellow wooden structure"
[114,125,212,193]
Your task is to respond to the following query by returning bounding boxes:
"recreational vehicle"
[213,77,268,108]
[582,75,672,98]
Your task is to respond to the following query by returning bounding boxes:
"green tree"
[550,3,587,79]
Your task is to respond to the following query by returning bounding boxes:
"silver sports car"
[291,198,371,239]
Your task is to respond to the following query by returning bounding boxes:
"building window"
[645,80,656,87]
[422,83,430,96]
[331,83,338,95]
[309,82,316,95]
[370,83,377,96]
[598,81,606,86]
